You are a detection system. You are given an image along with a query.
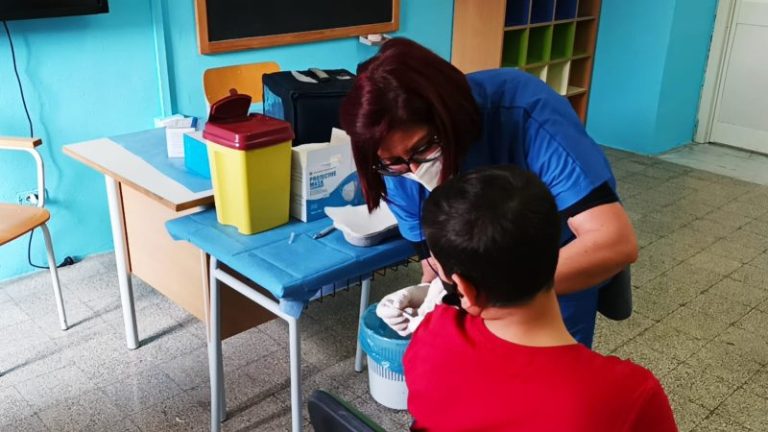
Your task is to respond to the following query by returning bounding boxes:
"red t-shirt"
[404,305,677,432]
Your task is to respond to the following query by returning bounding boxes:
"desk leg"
[288,315,303,432]
[105,177,139,350]
[208,257,226,432]
[355,278,371,373]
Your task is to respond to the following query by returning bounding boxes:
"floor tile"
[661,363,739,410]
[707,277,768,309]
[15,364,95,411]
[686,341,762,385]
[101,368,184,415]
[714,387,768,432]
[128,390,210,432]
[690,412,750,432]
[667,392,710,432]
[612,340,682,378]
[37,389,125,432]
[634,323,707,362]
[685,252,742,277]
[660,307,730,341]
[687,291,752,325]
[0,386,34,425]
[713,326,768,366]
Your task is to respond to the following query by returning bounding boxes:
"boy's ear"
[452,273,483,315]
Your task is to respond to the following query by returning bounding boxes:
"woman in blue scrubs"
[340,38,638,347]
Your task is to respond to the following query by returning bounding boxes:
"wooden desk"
[64,135,274,349]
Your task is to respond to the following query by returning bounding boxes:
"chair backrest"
[0,136,46,207]
[203,62,280,105]
[308,390,386,432]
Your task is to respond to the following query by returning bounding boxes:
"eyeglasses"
[373,135,442,176]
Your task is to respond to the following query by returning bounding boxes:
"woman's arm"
[554,202,638,295]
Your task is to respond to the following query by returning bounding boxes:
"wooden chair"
[0,137,68,331]
[203,62,280,105]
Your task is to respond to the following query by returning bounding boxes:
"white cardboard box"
[290,128,365,222]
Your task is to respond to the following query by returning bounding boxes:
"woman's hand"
[555,202,638,295]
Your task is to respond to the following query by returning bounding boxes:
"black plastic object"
[597,266,633,321]
[263,69,355,146]
[308,390,385,432]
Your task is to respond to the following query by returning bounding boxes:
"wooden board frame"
[195,0,400,55]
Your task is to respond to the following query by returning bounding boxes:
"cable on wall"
[3,20,75,270]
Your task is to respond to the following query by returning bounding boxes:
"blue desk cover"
[166,209,415,317]
[110,128,212,193]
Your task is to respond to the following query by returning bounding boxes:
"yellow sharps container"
[203,92,294,234]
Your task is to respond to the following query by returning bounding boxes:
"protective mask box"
[291,128,364,222]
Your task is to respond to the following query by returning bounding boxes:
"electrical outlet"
[16,189,39,206]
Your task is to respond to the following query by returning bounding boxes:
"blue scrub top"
[383,68,617,245]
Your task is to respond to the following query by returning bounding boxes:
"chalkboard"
[195,0,400,55]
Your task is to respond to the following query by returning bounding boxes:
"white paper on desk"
[166,127,195,158]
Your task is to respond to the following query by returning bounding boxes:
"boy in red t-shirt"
[403,166,677,432]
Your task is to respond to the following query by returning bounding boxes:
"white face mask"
[403,158,443,191]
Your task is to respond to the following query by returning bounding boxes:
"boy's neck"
[480,289,577,347]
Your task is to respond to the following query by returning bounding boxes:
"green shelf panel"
[502,29,529,67]
[551,22,576,61]
[526,25,553,65]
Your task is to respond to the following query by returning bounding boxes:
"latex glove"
[406,278,447,334]
[376,279,447,336]
[376,283,430,336]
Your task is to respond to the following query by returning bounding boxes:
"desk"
[63,129,275,349]
[167,209,414,432]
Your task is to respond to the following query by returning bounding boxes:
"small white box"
[165,127,195,158]
[290,128,364,222]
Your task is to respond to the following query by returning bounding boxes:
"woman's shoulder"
[467,68,557,109]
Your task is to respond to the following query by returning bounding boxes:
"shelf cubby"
[573,18,596,57]
[451,0,602,122]
[577,0,600,18]
[530,0,555,24]
[569,57,590,89]
[546,60,571,95]
[555,0,578,20]
[525,64,549,82]
[568,92,587,116]
[505,0,531,27]
[502,29,529,67]
[551,22,575,61]
[526,25,553,65]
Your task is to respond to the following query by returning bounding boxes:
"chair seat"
[0,203,50,246]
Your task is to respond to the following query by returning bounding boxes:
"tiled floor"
[2,148,768,431]
[660,142,768,186]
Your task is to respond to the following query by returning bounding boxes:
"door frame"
[695,0,738,143]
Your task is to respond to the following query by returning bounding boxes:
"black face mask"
[440,277,463,307]
[424,255,464,308]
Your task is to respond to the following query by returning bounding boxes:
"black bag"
[263,69,355,146]
[597,266,633,321]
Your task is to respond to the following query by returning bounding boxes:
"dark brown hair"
[340,38,481,210]
[423,166,561,307]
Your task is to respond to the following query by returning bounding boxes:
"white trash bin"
[359,304,410,410]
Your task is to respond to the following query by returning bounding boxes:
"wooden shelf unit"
[452,0,602,122]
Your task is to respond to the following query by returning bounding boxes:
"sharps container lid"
[203,91,294,151]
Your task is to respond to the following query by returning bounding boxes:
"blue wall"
[0,0,453,281]
[0,0,161,281]
[587,0,718,154]
[161,0,454,120]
